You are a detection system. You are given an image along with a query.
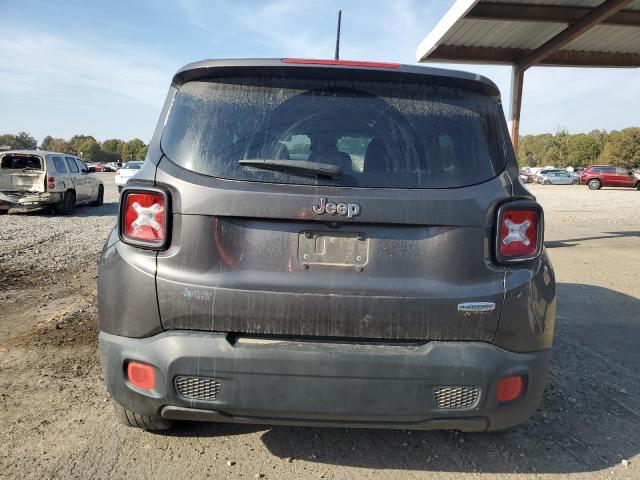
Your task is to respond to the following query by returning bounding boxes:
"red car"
[580,165,640,190]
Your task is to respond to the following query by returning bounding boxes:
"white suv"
[0,150,104,215]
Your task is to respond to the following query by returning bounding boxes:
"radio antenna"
[334,10,342,60]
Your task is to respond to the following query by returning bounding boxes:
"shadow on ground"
[167,283,639,474]
[546,231,640,248]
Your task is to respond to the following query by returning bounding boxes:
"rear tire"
[92,185,104,206]
[587,179,602,190]
[113,403,175,431]
[55,191,76,215]
[0,209,8,215]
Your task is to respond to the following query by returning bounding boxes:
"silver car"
[538,171,577,185]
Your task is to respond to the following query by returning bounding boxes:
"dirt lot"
[1,174,638,480]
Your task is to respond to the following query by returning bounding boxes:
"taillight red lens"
[498,208,539,259]
[47,176,55,189]
[122,191,166,246]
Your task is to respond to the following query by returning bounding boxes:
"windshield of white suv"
[161,77,507,188]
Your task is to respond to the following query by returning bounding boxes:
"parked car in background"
[580,165,640,190]
[537,171,576,185]
[103,162,123,172]
[98,58,555,433]
[519,169,534,183]
[0,150,104,214]
[533,168,561,182]
[87,162,105,173]
[114,161,144,191]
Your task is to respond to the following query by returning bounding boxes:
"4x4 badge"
[312,197,360,219]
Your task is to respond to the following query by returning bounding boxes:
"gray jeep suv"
[98,58,556,432]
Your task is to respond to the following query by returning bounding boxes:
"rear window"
[0,154,43,170]
[161,77,506,188]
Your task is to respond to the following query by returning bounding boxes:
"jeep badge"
[312,197,360,218]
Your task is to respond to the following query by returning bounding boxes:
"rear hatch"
[0,153,46,193]
[154,64,511,341]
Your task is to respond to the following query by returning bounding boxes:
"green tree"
[0,132,37,150]
[120,138,147,161]
[517,133,553,167]
[600,128,640,169]
[69,135,96,155]
[76,138,102,161]
[102,139,123,156]
[545,128,570,166]
[49,138,74,154]
[40,135,55,151]
[566,134,601,167]
[0,134,16,149]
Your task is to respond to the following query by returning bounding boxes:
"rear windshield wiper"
[239,159,342,179]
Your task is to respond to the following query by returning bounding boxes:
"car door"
[76,159,98,199]
[601,166,618,186]
[556,172,572,184]
[616,167,636,187]
[65,156,88,201]
[63,156,83,200]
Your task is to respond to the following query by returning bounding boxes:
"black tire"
[113,403,174,431]
[587,179,602,190]
[92,185,104,206]
[55,191,76,215]
[0,209,8,215]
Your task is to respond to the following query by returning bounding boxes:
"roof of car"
[171,58,501,99]
[0,150,80,157]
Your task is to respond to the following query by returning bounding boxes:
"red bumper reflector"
[496,376,524,402]
[127,361,155,390]
[281,58,400,68]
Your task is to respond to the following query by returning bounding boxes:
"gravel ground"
[0,177,639,480]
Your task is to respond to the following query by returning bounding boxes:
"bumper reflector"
[126,361,155,390]
[496,375,524,402]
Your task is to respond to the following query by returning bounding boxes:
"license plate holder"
[297,231,368,267]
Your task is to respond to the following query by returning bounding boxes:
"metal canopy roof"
[416,0,640,150]
[416,0,640,67]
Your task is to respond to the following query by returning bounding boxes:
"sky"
[1,0,638,143]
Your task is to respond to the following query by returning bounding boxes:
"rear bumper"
[0,191,61,209]
[99,331,550,431]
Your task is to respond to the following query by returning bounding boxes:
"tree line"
[518,127,640,169]
[2,127,639,168]
[0,132,148,163]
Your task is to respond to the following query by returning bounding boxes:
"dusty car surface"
[0,150,104,214]
[98,58,556,432]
